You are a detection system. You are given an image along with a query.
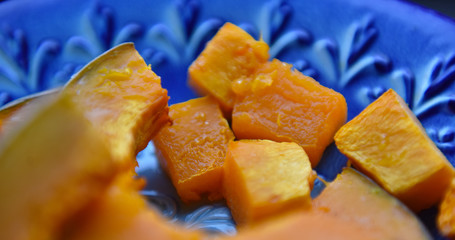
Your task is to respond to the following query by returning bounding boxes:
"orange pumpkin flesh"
[223,139,314,227]
[153,96,235,202]
[438,179,455,238]
[188,22,269,113]
[334,89,455,212]
[0,88,59,135]
[232,59,347,167]
[62,175,202,240]
[0,95,116,240]
[63,43,170,171]
[314,168,431,240]
[224,210,382,240]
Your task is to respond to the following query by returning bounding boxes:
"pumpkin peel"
[63,43,170,171]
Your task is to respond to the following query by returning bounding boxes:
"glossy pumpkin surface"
[232,59,347,167]
[223,140,314,226]
[335,89,455,212]
[153,96,234,202]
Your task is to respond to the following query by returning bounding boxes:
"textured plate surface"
[1,0,454,238]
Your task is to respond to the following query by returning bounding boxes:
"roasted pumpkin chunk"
[223,140,315,226]
[334,89,455,211]
[63,43,170,170]
[438,179,455,238]
[153,96,235,202]
[224,210,382,240]
[314,168,430,240]
[188,22,269,113]
[0,95,116,240]
[232,59,347,167]
[62,176,202,240]
[0,88,58,135]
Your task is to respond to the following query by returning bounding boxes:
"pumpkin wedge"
[438,179,455,238]
[313,168,431,240]
[62,175,202,240]
[153,96,235,201]
[188,22,269,113]
[0,95,116,240]
[0,88,59,135]
[334,89,455,211]
[224,210,382,240]
[63,43,170,170]
[232,59,347,167]
[223,140,315,227]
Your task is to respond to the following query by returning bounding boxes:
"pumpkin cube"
[334,89,455,211]
[188,22,269,113]
[223,140,315,226]
[314,168,430,240]
[153,96,235,202]
[232,59,347,167]
[63,43,170,171]
[438,179,455,238]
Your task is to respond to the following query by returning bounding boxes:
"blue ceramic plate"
[1,0,454,238]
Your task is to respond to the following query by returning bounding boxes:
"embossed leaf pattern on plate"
[0,25,60,105]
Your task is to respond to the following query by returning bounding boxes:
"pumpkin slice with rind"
[334,89,455,211]
[62,42,170,170]
[224,210,382,240]
[0,95,116,240]
[0,88,59,135]
[223,139,315,227]
[313,168,431,240]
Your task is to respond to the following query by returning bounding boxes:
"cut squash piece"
[63,43,170,170]
[224,210,382,240]
[313,168,431,240]
[153,96,235,201]
[223,140,314,227]
[188,22,269,113]
[0,95,116,240]
[438,179,455,238]
[232,59,347,167]
[62,176,202,240]
[334,89,455,211]
[0,88,59,135]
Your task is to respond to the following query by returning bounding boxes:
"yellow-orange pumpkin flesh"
[438,179,455,238]
[62,175,202,240]
[223,210,382,240]
[0,95,116,240]
[0,88,59,135]
[153,96,235,202]
[223,139,314,227]
[232,59,347,167]
[63,43,170,171]
[188,22,269,113]
[314,168,431,240]
[334,89,455,212]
